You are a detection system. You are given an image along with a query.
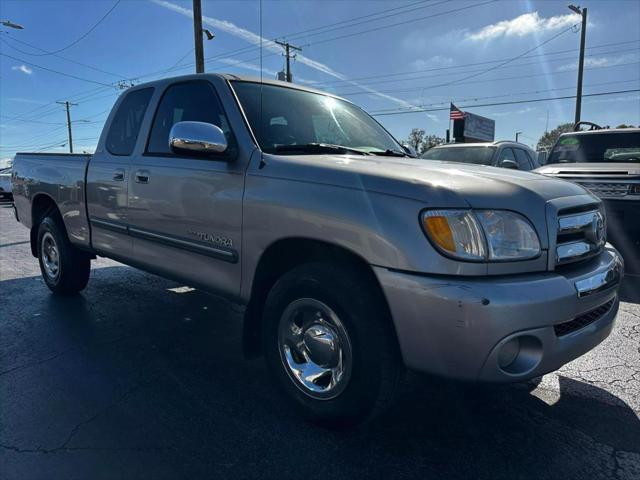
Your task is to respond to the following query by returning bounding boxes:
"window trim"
[105,87,154,157]
[143,79,237,161]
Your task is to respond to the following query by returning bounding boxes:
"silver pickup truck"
[11,74,624,426]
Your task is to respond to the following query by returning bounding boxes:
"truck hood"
[263,153,592,206]
[262,154,596,238]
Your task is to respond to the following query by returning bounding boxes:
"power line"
[303,0,498,48]
[370,89,640,116]
[280,0,432,40]
[281,0,448,42]
[337,61,640,98]
[0,52,118,87]
[0,36,126,79]
[436,23,579,90]
[14,0,122,56]
[135,0,493,82]
[316,39,640,87]
[332,46,639,94]
[370,78,640,113]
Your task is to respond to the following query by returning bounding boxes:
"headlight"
[422,210,486,260]
[421,209,540,262]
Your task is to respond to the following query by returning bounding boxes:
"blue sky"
[1,0,639,164]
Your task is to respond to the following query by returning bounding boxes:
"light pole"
[568,4,587,125]
[192,0,215,73]
[515,131,523,142]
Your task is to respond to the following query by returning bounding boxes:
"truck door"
[86,87,154,259]
[127,79,244,297]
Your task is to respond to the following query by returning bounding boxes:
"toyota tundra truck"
[11,74,624,426]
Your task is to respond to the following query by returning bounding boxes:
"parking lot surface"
[1,205,639,479]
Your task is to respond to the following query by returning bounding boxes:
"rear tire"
[262,262,404,427]
[37,216,91,294]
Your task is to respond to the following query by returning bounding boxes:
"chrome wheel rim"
[278,298,352,400]
[41,232,60,280]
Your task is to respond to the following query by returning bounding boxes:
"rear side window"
[106,88,153,156]
[146,80,232,155]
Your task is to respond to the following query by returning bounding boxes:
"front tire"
[37,216,91,294]
[263,262,404,427]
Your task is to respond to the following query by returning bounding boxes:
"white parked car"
[0,168,12,203]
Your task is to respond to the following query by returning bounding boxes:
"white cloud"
[11,65,33,75]
[410,55,454,70]
[152,0,419,110]
[556,53,638,72]
[467,12,580,41]
[6,97,44,104]
[490,106,538,117]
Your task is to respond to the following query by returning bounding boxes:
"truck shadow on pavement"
[1,265,638,479]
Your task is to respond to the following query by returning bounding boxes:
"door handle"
[113,169,125,181]
[135,170,150,184]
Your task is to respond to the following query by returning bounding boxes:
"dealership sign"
[463,112,495,142]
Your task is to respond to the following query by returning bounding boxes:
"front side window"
[147,81,233,155]
[514,149,532,170]
[548,132,640,164]
[231,81,402,155]
[421,146,496,165]
[105,88,153,156]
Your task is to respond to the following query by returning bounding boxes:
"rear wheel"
[263,262,404,427]
[37,216,91,294]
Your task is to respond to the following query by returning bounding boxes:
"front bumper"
[375,245,623,382]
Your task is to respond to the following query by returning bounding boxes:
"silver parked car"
[421,141,540,170]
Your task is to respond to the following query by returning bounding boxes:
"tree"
[406,128,425,151]
[536,123,573,151]
[405,129,445,154]
[422,134,445,153]
[616,124,636,129]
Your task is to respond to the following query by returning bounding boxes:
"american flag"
[450,103,465,120]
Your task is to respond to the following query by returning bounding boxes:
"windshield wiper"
[272,143,370,155]
[368,149,410,157]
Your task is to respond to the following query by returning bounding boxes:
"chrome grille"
[555,209,605,266]
[577,182,629,198]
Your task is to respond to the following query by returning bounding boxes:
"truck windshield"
[547,131,640,164]
[231,81,403,155]
[420,146,496,165]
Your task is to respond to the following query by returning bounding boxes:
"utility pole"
[57,101,77,153]
[569,5,587,125]
[275,40,302,82]
[193,0,204,73]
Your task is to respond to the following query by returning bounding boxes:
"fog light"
[498,337,520,368]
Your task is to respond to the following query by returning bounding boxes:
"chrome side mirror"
[169,121,228,155]
[402,144,417,157]
[501,159,518,169]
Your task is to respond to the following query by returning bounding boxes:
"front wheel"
[263,263,404,427]
[37,216,91,294]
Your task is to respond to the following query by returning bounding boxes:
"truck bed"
[12,152,92,249]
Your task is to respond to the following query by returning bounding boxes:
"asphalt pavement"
[1,204,639,479]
